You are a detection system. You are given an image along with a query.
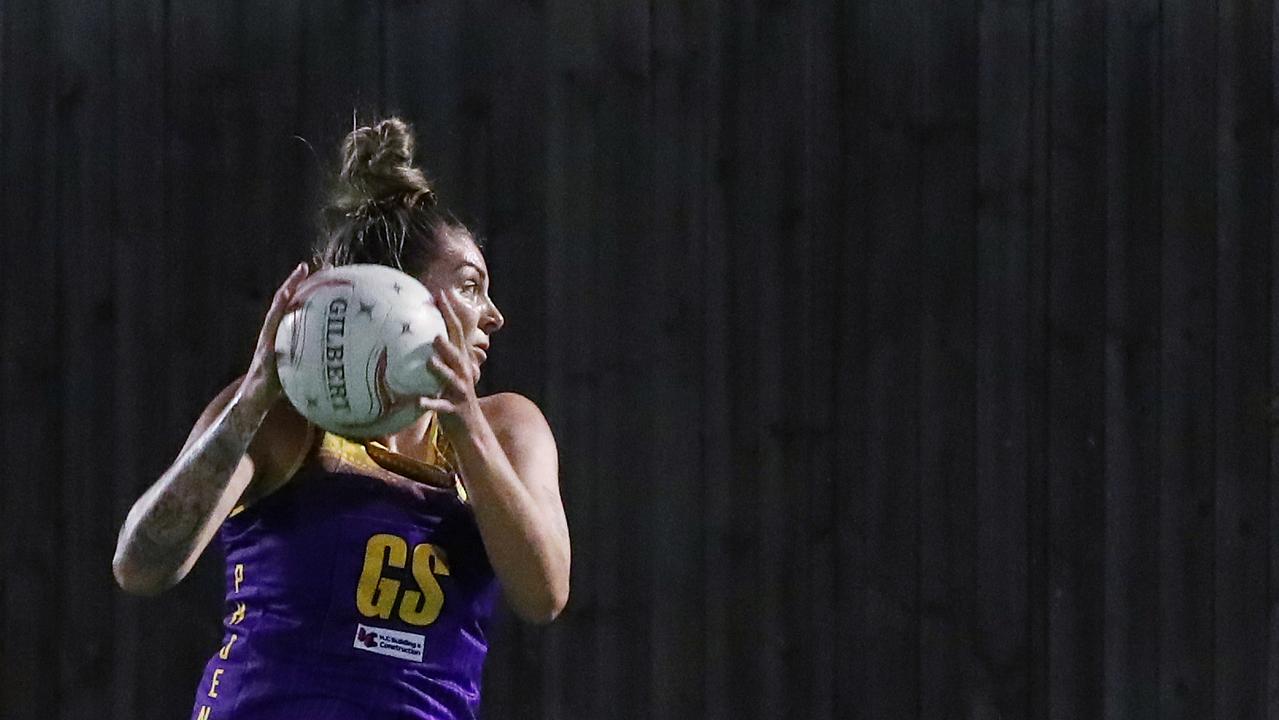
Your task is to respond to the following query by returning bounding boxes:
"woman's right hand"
[245,262,311,395]
[114,261,313,595]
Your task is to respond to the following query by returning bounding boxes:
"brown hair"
[314,117,473,275]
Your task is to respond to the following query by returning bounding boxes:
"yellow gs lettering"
[355,533,451,626]
[399,543,451,625]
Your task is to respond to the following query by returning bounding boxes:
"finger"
[259,264,310,349]
[428,355,467,394]
[435,291,465,347]
[432,334,467,372]
[283,262,310,291]
[433,336,477,386]
[286,260,308,282]
[279,262,308,293]
[432,297,481,379]
[270,263,309,313]
[416,397,456,414]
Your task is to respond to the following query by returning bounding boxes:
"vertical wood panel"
[1270,5,1279,717]
[648,2,710,717]
[699,1,734,717]
[975,0,1033,716]
[108,0,166,715]
[834,1,870,717]
[1026,0,1055,713]
[1270,1,1279,709]
[0,0,8,711]
[1047,1,1108,718]
[474,0,549,408]
[54,0,118,715]
[728,2,808,717]
[240,0,308,297]
[297,0,384,202]
[860,1,922,717]
[800,0,841,716]
[720,4,759,715]
[536,3,610,717]
[916,0,978,717]
[1161,0,1218,717]
[1103,1,1162,718]
[530,2,592,718]
[595,3,654,717]
[722,3,781,718]
[1214,0,1271,716]
[383,0,465,208]
[1,0,62,715]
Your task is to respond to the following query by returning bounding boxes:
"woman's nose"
[482,298,505,334]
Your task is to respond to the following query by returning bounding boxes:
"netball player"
[112,118,570,719]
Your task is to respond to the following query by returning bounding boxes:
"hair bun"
[335,117,436,214]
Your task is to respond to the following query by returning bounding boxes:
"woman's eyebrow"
[456,260,487,279]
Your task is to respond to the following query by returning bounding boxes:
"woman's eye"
[461,282,479,296]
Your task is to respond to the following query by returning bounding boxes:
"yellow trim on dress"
[227,416,469,516]
[329,416,468,503]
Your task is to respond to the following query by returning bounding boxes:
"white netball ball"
[275,264,446,439]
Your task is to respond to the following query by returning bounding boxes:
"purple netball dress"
[188,425,501,720]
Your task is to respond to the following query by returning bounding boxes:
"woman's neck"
[378,411,435,458]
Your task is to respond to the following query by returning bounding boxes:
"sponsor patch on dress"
[353,623,425,662]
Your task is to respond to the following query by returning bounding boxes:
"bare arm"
[446,393,569,624]
[420,294,570,624]
[112,376,278,595]
[112,262,311,595]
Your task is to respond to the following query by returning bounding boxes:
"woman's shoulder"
[477,393,554,442]
[478,391,540,417]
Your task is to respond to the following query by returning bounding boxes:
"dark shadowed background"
[1,0,1275,718]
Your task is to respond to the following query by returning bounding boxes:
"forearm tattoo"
[125,394,270,573]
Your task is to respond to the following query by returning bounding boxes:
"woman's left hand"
[418,291,482,427]
[416,291,570,624]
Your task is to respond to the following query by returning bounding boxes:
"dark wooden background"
[1,0,1275,718]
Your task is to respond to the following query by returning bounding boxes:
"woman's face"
[416,229,505,376]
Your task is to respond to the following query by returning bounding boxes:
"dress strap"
[362,440,453,489]
[356,415,470,502]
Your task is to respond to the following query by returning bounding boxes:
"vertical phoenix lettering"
[208,668,224,698]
